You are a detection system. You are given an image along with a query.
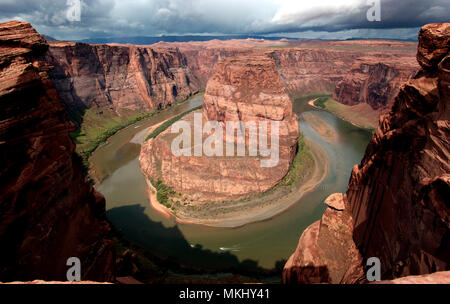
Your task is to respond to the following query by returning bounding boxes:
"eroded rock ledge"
[283,194,364,284]
[283,23,450,284]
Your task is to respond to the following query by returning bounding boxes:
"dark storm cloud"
[262,0,450,34]
[0,0,448,40]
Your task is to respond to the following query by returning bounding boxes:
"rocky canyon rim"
[29,21,397,269]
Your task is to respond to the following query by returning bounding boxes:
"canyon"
[283,23,450,284]
[46,38,419,136]
[0,21,114,282]
[0,18,447,285]
[154,39,418,126]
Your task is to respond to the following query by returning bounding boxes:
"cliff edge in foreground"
[0,21,115,282]
[283,23,450,284]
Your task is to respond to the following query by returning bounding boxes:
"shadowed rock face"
[0,21,114,282]
[334,62,416,111]
[46,41,201,115]
[348,22,450,279]
[140,54,299,202]
[283,23,450,284]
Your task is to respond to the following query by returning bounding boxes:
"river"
[93,95,372,270]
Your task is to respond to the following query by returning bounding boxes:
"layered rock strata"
[140,54,299,202]
[283,23,450,283]
[45,37,418,128]
[46,41,201,116]
[333,61,417,111]
[156,39,418,111]
[0,21,115,282]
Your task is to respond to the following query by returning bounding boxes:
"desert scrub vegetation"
[70,92,204,174]
[294,93,333,104]
[150,179,177,209]
[312,97,376,131]
[279,133,314,187]
[145,105,202,141]
[71,110,159,170]
[313,96,331,109]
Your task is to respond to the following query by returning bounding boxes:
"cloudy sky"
[0,0,448,40]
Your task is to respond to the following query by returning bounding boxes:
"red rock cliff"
[348,22,450,279]
[0,21,115,282]
[156,39,418,110]
[47,41,201,115]
[333,61,417,111]
[283,23,449,284]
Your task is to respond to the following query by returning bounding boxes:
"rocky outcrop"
[283,194,365,284]
[156,40,418,109]
[270,49,355,96]
[140,53,299,202]
[284,23,450,283]
[334,62,416,111]
[46,42,201,116]
[0,21,115,282]
[44,38,417,129]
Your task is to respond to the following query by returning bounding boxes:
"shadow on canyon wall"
[107,204,286,282]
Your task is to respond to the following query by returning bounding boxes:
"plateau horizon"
[170,113,281,168]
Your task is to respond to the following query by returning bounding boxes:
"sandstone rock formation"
[283,194,365,284]
[140,54,299,202]
[284,23,450,284]
[156,39,418,111]
[348,22,450,279]
[44,37,418,131]
[0,21,114,282]
[334,62,416,111]
[46,41,201,116]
